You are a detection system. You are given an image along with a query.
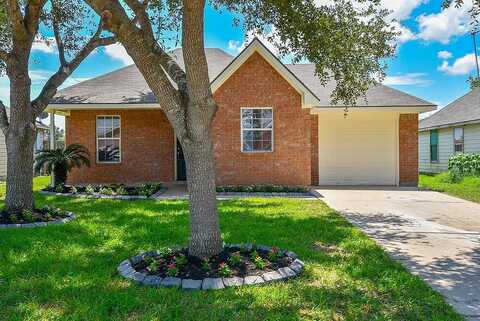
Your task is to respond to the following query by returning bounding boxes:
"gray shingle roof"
[51,48,434,108]
[419,88,480,130]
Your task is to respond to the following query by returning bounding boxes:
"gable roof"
[50,39,434,110]
[419,88,480,131]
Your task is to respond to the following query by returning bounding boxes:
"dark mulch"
[0,207,69,225]
[133,246,293,280]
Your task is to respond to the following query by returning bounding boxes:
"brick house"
[47,39,435,187]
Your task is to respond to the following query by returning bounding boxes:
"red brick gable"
[212,52,313,186]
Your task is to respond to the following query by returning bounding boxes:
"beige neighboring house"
[419,88,480,173]
[0,107,50,180]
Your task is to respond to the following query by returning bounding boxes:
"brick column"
[399,114,419,186]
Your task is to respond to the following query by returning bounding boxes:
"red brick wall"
[310,114,319,186]
[399,113,419,186]
[212,52,312,186]
[66,109,175,185]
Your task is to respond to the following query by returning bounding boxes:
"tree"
[0,1,115,215]
[34,144,91,186]
[84,0,395,259]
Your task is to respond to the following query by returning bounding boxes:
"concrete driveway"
[314,187,480,321]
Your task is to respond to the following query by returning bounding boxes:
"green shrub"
[55,184,64,193]
[21,209,34,223]
[85,185,95,195]
[448,153,480,177]
[99,187,115,196]
[216,185,309,193]
[136,183,162,197]
[116,185,128,196]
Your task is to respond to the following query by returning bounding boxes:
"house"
[419,88,480,173]
[46,39,435,187]
[0,115,49,180]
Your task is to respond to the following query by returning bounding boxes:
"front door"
[176,139,187,181]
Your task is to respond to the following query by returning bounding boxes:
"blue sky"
[0,0,477,128]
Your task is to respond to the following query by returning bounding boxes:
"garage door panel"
[318,113,398,185]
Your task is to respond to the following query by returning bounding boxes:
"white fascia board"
[210,38,321,109]
[311,105,436,114]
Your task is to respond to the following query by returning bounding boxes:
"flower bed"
[0,205,75,228]
[118,244,304,290]
[216,185,309,193]
[42,183,164,199]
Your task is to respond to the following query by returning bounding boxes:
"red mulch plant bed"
[132,246,293,280]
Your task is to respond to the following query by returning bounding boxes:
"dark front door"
[176,139,187,181]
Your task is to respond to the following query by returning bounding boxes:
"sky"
[0,0,478,128]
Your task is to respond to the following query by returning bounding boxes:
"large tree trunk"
[4,67,36,214]
[182,132,223,259]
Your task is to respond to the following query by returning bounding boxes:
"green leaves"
[212,0,395,107]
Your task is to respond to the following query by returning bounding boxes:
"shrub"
[85,185,95,195]
[166,263,178,277]
[55,184,64,193]
[116,185,128,196]
[228,252,242,266]
[99,187,115,196]
[253,256,266,269]
[21,209,34,223]
[218,262,232,277]
[136,183,162,197]
[448,153,480,177]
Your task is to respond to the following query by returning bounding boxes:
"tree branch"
[24,0,48,39]
[51,5,67,66]
[31,23,117,116]
[0,99,9,135]
[6,0,27,39]
[123,0,154,39]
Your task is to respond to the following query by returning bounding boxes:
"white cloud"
[417,4,472,44]
[0,76,9,106]
[104,43,133,65]
[383,73,431,86]
[438,53,479,75]
[32,36,56,53]
[227,28,281,56]
[381,0,427,21]
[437,50,453,60]
[391,21,417,43]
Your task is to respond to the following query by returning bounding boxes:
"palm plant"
[34,144,91,186]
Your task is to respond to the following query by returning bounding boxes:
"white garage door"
[318,112,398,185]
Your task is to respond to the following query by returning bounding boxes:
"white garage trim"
[317,112,400,186]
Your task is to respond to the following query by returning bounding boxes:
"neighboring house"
[46,39,434,187]
[0,118,49,180]
[419,88,480,173]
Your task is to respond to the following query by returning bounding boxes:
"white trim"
[46,104,160,112]
[96,115,121,164]
[420,119,480,131]
[395,113,400,186]
[240,107,274,153]
[212,38,321,108]
[311,106,435,114]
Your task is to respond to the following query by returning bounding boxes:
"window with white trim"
[454,127,464,153]
[241,108,273,152]
[96,116,121,163]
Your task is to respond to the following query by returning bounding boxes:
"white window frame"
[453,127,464,153]
[240,107,274,153]
[96,115,121,164]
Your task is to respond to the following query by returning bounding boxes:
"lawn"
[0,177,462,321]
[420,172,480,204]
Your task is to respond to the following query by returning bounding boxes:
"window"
[430,129,439,162]
[454,127,464,153]
[241,108,273,152]
[96,116,121,163]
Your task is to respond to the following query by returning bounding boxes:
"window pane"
[105,127,114,138]
[455,144,463,153]
[261,118,273,128]
[113,117,120,129]
[261,109,272,118]
[252,109,263,119]
[430,130,438,145]
[98,139,120,162]
[430,145,438,162]
[104,117,113,129]
[243,130,272,152]
[242,117,253,129]
[454,128,464,142]
[96,117,105,129]
[97,127,105,138]
[112,127,120,138]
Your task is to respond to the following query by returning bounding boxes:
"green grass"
[420,172,480,204]
[0,178,462,321]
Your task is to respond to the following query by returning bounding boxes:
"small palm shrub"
[35,144,91,186]
[448,154,480,178]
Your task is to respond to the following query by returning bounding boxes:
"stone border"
[117,244,304,290]
[0,211,75,229]
[40,188,167,200]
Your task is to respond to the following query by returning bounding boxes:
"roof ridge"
[420,89,476,125]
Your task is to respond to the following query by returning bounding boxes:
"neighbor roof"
[50,40,434,108]
[419,88,480,131]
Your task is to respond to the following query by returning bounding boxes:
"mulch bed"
[0,206,71,225]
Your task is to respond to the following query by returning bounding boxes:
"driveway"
[314,187,480,321]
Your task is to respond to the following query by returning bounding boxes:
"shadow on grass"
[0,195,463,321]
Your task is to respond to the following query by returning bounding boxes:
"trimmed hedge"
[216,185,309,193]
[448,153,480,177]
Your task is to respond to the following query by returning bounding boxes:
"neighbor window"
[96,116,121,163]
[430,129,439,162]
[241,108,273,152]
[454,127,464,153]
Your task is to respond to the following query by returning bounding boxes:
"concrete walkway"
[315,187,480,321]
